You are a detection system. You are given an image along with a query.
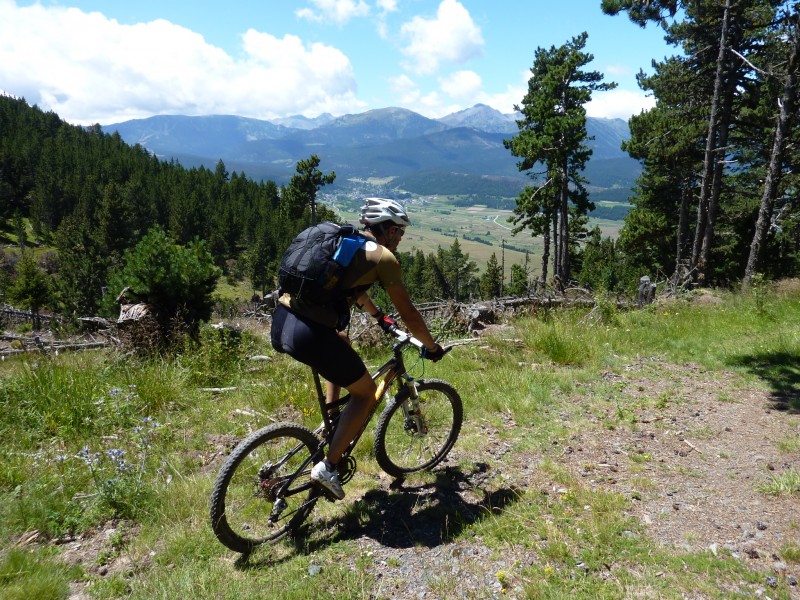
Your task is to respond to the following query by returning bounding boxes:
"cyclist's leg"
[270,306,374,471]
[324,330,352,413]
[326,371,377,464]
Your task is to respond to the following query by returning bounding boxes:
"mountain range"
[103,104,640,201]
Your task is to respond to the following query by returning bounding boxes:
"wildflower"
[106,448,126,460]
[496,570,509,593]
[106,448,134,473]
[78,446,100,466]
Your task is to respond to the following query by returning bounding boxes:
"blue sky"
[0,0,677,125]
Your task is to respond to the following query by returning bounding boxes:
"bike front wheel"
[210,422,321,553]
[374,379,463,478]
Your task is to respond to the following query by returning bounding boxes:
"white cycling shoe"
[310,461,345,500]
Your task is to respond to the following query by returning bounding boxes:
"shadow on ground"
[728,350,800,413]
[322,463,520,550]
[237,463,521,568]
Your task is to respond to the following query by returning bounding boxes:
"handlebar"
[387,325,423,348]
[387,325,452,358]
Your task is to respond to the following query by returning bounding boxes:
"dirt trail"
[340,358,800,598]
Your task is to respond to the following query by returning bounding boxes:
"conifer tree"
[282,155,335,224]
[479,253,504,299]
[8,250,51,324]
[505,32,615,284]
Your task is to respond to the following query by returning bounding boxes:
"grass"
[0,547,82,600]
[1,285,799,597]
[757,468,800,496]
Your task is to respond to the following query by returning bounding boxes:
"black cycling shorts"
[270,304,367,388]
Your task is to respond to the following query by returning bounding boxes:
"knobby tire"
[209,422,321,553]
[373,379,462,477]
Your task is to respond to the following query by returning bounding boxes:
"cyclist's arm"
[354,292,380,317]
[384,283,438,351]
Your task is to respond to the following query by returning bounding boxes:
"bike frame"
[271,335,423,510]
[314,336,423,458]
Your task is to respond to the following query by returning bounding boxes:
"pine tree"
[8,250,52,324]
[479,253,504,299]
[282,155,336,224]
[743,7,800,287]
[104,227,221,336]
[505,32,615,284]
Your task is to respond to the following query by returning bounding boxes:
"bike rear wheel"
[210,422,321,553]
[374,379,462,478]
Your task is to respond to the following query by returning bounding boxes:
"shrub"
[103,227,221,339]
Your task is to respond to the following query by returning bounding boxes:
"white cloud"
[586,89,655,120]
[439,70,483,103]
[0,1,365,124]
[388,74,419,99]
[477,85,526,115]
[375,0,398,39]
[376,0,398,12]
[435,69,525,116]
[296,0,370,25]
[388,73,459,118]
[399,0,484,75]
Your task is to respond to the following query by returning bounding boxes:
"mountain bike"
[209,327,462,553]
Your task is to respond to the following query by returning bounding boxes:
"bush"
[103,227,221,339]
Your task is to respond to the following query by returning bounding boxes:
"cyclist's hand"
[422,344,447,362]
[374,310,398,335]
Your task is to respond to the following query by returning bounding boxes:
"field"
[1,283,799,598]
[334,194,628,277]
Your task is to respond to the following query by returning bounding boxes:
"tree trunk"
[698,72,736,282]
[692,0,731,283]
[540,219,550,286]
[558,162,571,282]
[743,20,799,289]
[676,176,692,271]
[551,205,559,282]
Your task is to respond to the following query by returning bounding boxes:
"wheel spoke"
[374,380,462,477]
[210,423,320,552]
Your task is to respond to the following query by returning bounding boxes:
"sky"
[0,0,679,126]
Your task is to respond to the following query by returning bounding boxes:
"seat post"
[311,369,325,408]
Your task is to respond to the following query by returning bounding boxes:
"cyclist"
[270,198,445,499]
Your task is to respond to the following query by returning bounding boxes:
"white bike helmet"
[359,198,411,227]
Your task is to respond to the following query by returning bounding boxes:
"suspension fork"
[399,375,427,434]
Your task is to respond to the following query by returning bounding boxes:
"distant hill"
[436,103,518,133]
[104,105,640,199]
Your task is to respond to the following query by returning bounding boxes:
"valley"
[328,191,626,276]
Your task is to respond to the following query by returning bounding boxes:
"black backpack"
[277,222,367,317]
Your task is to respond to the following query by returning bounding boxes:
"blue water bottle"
[333,236,366,266]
